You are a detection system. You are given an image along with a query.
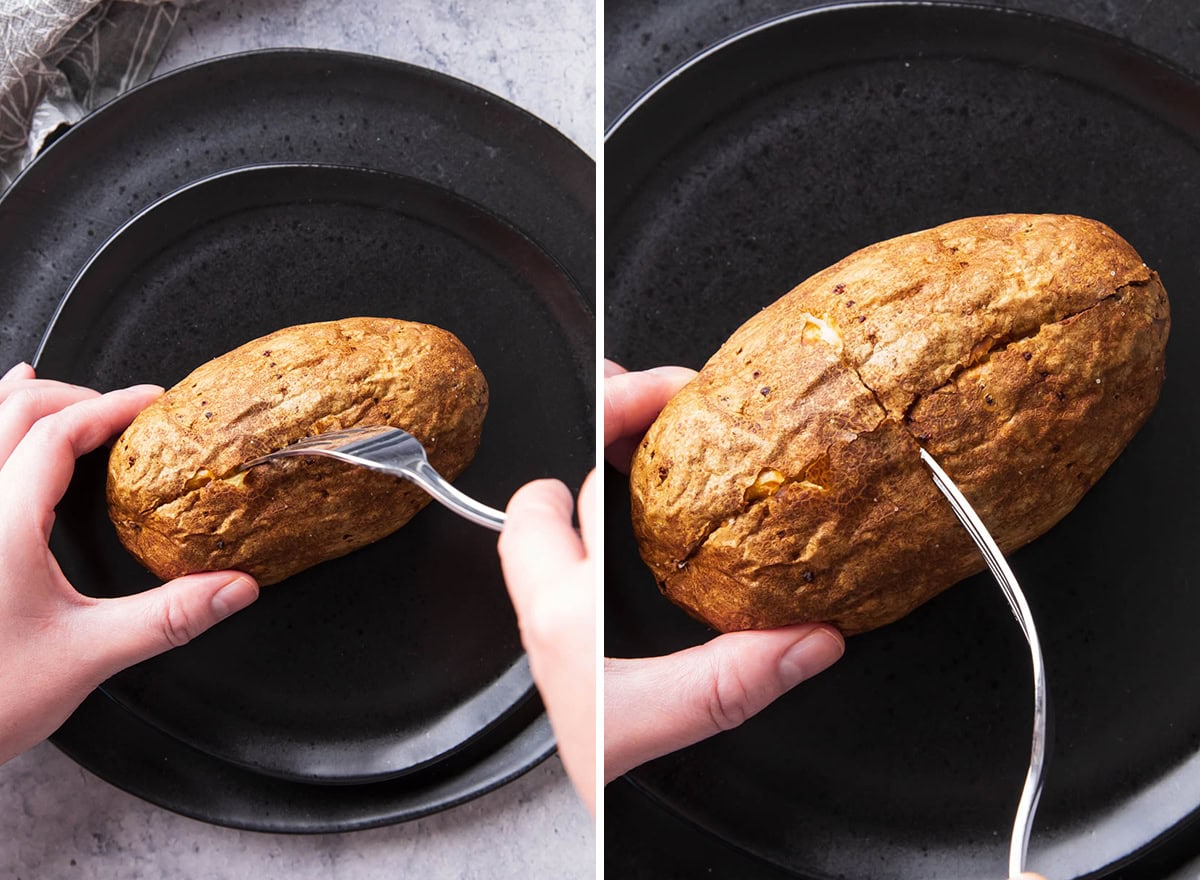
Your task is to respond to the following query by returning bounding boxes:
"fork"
[920,448,1048,878]
[239,425,505,531]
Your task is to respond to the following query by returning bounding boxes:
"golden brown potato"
[107,317,488,586]
[630,214,1169,635]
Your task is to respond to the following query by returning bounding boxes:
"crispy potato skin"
[107,317,488,586]
[630,214,1170,635]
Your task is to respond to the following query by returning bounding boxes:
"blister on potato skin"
[107,317,488,586]
[630,214,1170,635]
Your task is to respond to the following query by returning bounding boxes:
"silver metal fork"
[920,448,1048,879]
[239,425,505,531]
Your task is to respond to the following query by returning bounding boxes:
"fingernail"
[124,384,165,395]
[211,576,259,620]
[2,361,30,380]
[603,359,627,377]
[779,626,845,688]
[646,366,694,378]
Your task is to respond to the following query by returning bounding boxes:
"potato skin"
[630,214,1170,635]
[107,317,488,586]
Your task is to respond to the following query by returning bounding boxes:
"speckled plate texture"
[0,50,594,832]
[605,3,1200,879]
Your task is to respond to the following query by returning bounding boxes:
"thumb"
[77,571,259,682]
[604,623,844,782]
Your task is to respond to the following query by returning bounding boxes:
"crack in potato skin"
[630,214,1169,634]
[107,318,488,586]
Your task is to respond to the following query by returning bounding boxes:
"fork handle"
[405,461,506,532]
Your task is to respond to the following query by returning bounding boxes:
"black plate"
[36,162,592,784]
[606,3,1200,879]
[0,50,593,831]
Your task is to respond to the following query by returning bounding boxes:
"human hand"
[603,360,845,783]
[0,363,259,764]
[498,471,596,814]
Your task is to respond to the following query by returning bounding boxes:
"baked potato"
[107,317,488,585]
[630,214,1170,634]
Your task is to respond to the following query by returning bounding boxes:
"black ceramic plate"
[606,3,1200,879]
[36,162,591,785]
[0,50,593,831]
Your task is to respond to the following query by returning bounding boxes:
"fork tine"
[340,429,425,461]
[284,425,396,451]
[236,424,505,531]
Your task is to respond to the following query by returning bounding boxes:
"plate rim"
[53,688,557,834]
[605,0,1200,143]
[33,160,589,374]
[2,46,596,229]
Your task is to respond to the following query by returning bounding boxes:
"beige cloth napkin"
[1,0,185,188]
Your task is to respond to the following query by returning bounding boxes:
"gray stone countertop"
[0,1,595,878]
